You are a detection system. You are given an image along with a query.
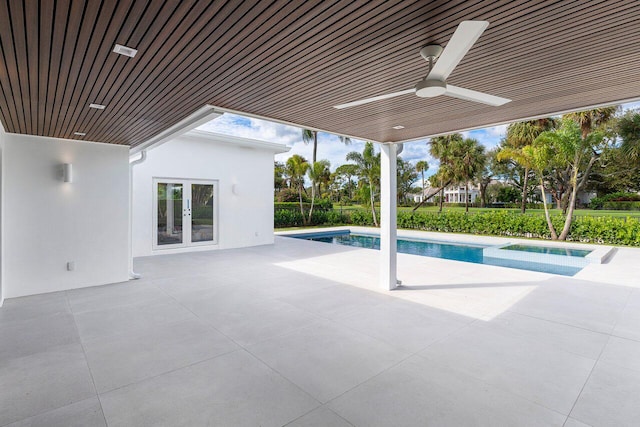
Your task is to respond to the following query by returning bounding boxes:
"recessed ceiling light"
[392,125,405,130]
[89,103,106,110]
[74,132,86,136]
[113,44,137,58]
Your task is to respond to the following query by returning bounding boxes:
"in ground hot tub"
[483,242,614,270]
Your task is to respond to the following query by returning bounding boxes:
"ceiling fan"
[333,21,511,109]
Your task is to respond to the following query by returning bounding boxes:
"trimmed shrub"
[274,199,333,213]
[591,192,640,209]
[276,207,640,246]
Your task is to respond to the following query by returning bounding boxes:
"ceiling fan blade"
[427,21,489,81]
[445,85,511,106]
[333,88,415,109]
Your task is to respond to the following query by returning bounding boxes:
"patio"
[2,235,639,426]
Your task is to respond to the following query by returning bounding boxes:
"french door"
[153,178,217,249]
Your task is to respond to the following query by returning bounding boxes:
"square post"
[379,143,397,290]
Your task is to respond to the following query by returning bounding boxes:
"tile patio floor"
[1,236,639,426]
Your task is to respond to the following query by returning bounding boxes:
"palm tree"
[307,160,330,223]
[302,129,352,164]
[346,142,380,226]
[499,119,556,213]
[566,107,617,140]
[454,138,485,212]
[335,164,359,200]
[415,160,429,200]
[302,129,319,165]
[285,155,310,224]
[429,134,462,212]
[535,118,606,240]
[618,111,640,160]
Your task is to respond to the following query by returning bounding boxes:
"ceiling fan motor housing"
[415,79,447,97]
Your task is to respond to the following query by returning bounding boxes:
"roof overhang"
[1,1,639,146]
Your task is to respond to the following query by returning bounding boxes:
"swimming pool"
[288,231,583,276]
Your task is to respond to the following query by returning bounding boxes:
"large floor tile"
[563,418,592,427]
[100,350,319,427]
[571,361,640,427]
[66,281,169,313]
[612,303,640,342]
[598,336,640,373]
[83,318,239,393]
[0,312,80,360]
[490,311,609,360]
[208,301,321,346]
[247,320,407,403]
[287,406,352,427]
[176,286,321,346]
[337,299,468,353]
[329,355,566,427]
[508,285,626,334]
[5,397,105,427]
[0,292,70,323]
[279,285,390,320]
[149,274,241,296]
[248,273,338,300]
[0,344,96,426]
[419,323,595,414]
[73,299,195,341]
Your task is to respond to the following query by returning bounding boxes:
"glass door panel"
[190,183,215,243]
[157,182,183,246]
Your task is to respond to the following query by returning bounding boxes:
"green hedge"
[274,209,348,228]
[600,201,640,211]
[398,211,640,245]
[590,192,640,209]
[276,208,640,246]
[274,199,333,213]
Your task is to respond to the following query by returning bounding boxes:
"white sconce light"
[63,163,73,183]
[232,184,239,195]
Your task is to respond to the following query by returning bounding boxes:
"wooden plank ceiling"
[1,0,640,146]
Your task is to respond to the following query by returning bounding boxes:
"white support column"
[379,143,398,291]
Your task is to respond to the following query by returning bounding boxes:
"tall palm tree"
[346,142,380,226]
[535,118,606,240]
[335,163,359,200]
[499,119,556,213]
[302,129,319,164]
[307,160,330,223]
[415,160,429,199]
[302,130,352,164]
[618,111,640,160]
[566,106,617,140]
[454,138,485,212]
[285,155,310,224]
[429,134,462,212]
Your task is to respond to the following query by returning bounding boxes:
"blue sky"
[198,101,640,178]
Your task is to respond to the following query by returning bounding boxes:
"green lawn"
[332,204,640,218]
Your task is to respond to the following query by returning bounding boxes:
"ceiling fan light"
[415,79,447,98]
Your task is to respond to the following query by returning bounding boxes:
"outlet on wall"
[67,261,75,271]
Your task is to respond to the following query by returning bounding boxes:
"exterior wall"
[132,132,282,257]
[2,133,130,298]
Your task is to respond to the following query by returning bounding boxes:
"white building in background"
[443,183,480,204]
[132,130,289,257]
[413,182,480,204]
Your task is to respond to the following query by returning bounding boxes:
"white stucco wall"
[2,133,130,298]
[132,131,288,257]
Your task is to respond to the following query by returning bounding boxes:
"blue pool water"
[289,231,582,276]
[502,244,592,257]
